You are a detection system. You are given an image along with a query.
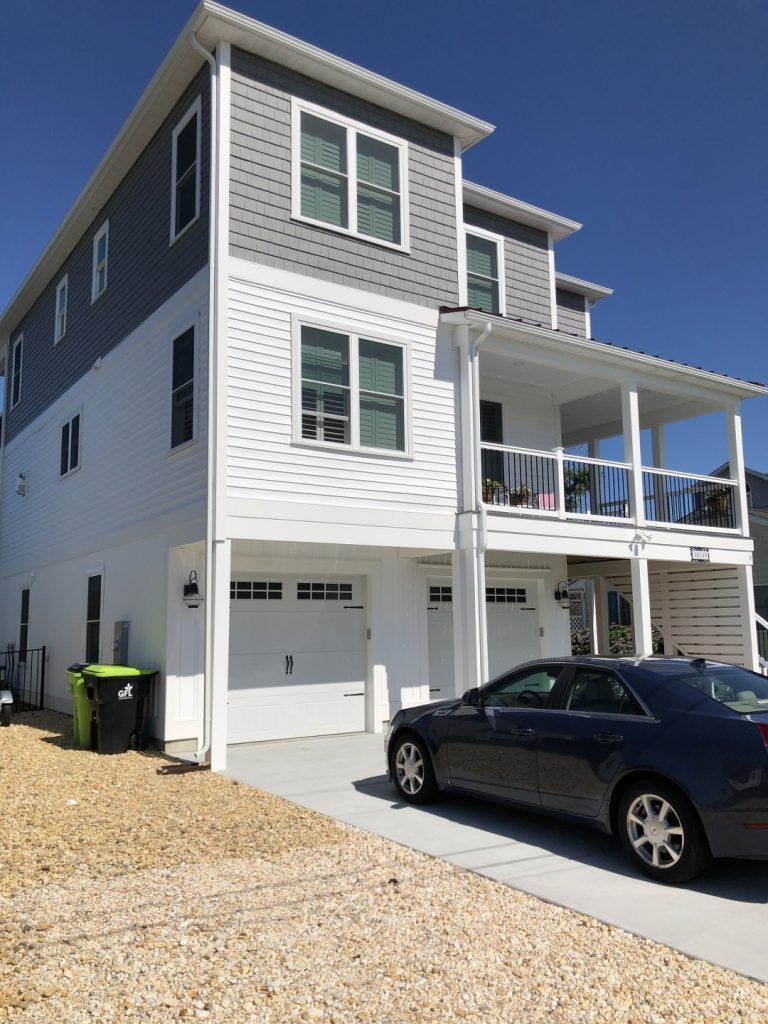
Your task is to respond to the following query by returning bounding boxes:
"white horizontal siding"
[0,272,209,575]
[481,379,559,452]
[226,277,458,513]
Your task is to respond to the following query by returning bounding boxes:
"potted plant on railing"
[704,485,731,515]
[507,485,534,507]
[564,465,592,512]
[482,478,508,504]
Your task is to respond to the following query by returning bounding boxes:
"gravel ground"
[2,712,767,1023]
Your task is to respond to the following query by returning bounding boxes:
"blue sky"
[2,0,766,472]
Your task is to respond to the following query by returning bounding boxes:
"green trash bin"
[67,663,91,749]
[82,665,157,754]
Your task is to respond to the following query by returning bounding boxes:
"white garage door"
[228,576,366,744]
[427,583,541,699]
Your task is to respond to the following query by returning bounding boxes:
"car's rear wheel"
[390,733,438,805]
[618,781,711,884]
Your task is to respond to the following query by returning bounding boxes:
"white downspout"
[189,31,217,763]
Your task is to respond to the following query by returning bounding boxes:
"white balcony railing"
[480,443,740,533]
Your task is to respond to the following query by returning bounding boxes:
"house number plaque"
[690,547,711,563]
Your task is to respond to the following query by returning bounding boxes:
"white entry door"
[427,582,541,697]
[228,576,367,743]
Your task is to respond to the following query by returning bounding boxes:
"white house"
[0,2,764,771]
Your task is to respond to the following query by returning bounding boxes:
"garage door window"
[429,586,452,604]
[297,582,353,601]
[230,581,283,600]
[486,587,527,604]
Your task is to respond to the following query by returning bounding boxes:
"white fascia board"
[0,0,493,342]
[443,309,768,402]
[555,272,614,303]
[462,182,581,241]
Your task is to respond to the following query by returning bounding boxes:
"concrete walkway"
[225,732,768,984]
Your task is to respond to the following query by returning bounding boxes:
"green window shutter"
[301,327,350,387]
[467,275,498,314]
[357,186,400,244]
[357,135,399,192]
[359,395,404,451]
[466,234,498,279]
[358,340,403,396]
[300,113,346,173]
[301,168,348,228]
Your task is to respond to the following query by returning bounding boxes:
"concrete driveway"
[224,732,768,983]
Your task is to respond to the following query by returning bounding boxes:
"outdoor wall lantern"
[183,570,204,609]
[554,581,571,609]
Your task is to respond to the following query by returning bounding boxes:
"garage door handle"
[594,731,623,744]
[285,655,294,675]
[344,692,364,697]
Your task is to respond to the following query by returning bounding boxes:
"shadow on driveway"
[352,772,768,905]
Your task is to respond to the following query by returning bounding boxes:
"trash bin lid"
[82,665,157,677]
[68,663,90,672]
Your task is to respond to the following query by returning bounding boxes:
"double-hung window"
[466,231,504,315]
[10,335,23,410]
[55,275,68,343]
[91,220,109,301]
[171,97,201,242]
[171,326,196,450]
[295,101,407,249]
[60,412,81,477]
[298,324,406,453]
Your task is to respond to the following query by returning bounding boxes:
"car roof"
[508,655,735,672]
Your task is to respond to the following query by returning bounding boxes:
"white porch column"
[594,576,611,655]
[621,382,645,525]
[726,402,750,536]
[630,558,654,656]
[208,538,232,773]
[650,424,666,523]
[452,518,488,696]
[737,563,760,671]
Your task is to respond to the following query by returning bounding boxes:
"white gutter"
[188,31,217,765]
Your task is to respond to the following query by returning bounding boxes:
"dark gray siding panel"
[463,206,552,327]
[6,67,211,443]
[229,48,458,310]
[556,288,587,337]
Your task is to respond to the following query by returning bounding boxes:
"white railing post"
[726,402,750,537]
[554,446,567,520]
[621,382,645,526]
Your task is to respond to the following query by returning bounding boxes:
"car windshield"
[668,664,768,714]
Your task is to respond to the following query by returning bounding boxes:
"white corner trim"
[453,139,467,307]
[547,235,557,330]
[584,295,592,339]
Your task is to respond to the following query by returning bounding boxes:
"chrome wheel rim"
[395,742,424,796]
[626,793,685,869]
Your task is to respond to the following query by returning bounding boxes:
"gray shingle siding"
[556,288,587,337]
[229,47,459,309]
[6,66,211,443]
[463,206,552,327]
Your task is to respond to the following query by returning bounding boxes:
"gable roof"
[0,1,494,344]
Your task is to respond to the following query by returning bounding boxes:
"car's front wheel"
[618,781,712,884]
[390,733,438,805]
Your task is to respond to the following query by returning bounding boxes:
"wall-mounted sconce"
[16,473,27,497]
[183,570,204,609]
[554,580,571,609]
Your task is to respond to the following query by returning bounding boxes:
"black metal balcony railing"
[642,470,737,530]
[481,447,556,511]
[562,457,631,519]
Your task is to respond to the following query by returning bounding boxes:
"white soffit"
[463,182,582,241]
[555,272,614,303]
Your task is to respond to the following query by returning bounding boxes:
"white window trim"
[84,567,104,665]
[465,226,506,316]
[168,319,199,454]
[91,220,109,302]
[291,315,413,460]
[59,407,83,480]
[170,96,202,245]
[54,274,68,344]
[10,334,23,410]
[290,97,411,254]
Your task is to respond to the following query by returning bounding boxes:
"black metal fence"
[642,470,736,529]
[0,646,46,710]
[563,458,630,519]
[480,447,556,510]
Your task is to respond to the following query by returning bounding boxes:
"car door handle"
[510,727,536,739]
[594,731,623,744]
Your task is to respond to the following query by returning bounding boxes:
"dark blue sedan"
[385,657,768,883]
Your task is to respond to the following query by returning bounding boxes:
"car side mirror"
[461,687,481,706]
